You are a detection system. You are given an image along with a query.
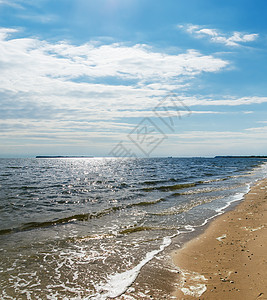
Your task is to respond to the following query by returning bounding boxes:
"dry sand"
[172,178,267,299]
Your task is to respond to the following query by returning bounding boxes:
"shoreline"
[171,178,267,299]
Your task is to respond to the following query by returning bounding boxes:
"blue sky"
[0,0,267,157]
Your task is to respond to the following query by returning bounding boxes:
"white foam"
[184,225,195,232]
[89,234,176,299]
[181,284,207,298]
[216,234,227,242]
[242,225,264,232]
[178,269,207,298]
[215,191,246,213]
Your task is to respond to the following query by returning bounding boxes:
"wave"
[0,198,166,235]
[140,178,234,192]
[0,211,115,235]
[130,198,165,207]
[150,195,224,217]
[119,225,176,235]
[143,178,178,185]
[178,183,245,195]
[6,166,22,169]
[142,182,197,192]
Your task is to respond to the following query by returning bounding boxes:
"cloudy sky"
[0,0,267,157]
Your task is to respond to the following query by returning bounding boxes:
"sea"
[0,157,266,299]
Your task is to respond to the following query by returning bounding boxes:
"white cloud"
[197,28,218,37]
[245,126,267,132]
[0,0,24,8]
[0,34,229,88]
[147,126,267,157]
[162,124,267,145]
[0,27,19,39]
[1,27,266,156]
[179,24,259,47]
[0,27,232,154]
[158,95,267,107]
[0,27,229,117]
[242,111,254,114]
[0,0,33,7]
[0,0,14,5]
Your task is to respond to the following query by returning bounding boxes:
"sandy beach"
[172,178,267,299]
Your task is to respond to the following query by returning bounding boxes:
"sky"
[0,0,267,158]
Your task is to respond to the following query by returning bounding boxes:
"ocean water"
[0,157,266,299]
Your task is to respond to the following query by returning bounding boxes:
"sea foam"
[90,234,176,299]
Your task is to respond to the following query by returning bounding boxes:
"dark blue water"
[0,157,266,299]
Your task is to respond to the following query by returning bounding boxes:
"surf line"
[89,233,178,299]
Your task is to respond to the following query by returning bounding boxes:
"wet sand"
[172,178,267,299]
